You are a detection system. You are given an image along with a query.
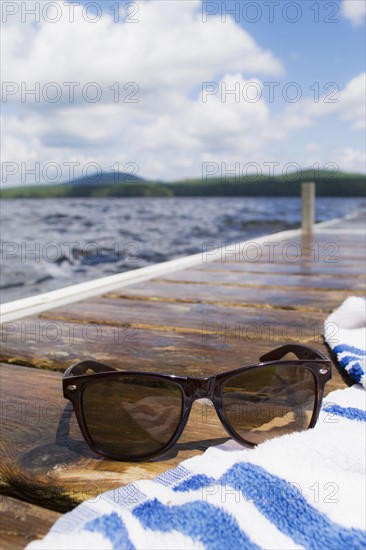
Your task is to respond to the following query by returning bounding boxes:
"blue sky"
[1,0,365,185]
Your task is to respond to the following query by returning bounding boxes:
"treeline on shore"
[1,170,365,198]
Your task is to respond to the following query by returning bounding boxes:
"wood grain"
[37,298,329,341]
[0,314,338,374]
[196,260,365,276]
[0,496,60,549]
[105,281,364,312]
[154,269,366,290]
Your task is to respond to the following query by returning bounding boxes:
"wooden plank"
[195,260,365,276]
[0,496,60,549]
[199,232,365,274]
[38,297,329,342]
[0,358,350,512]
[0,316,329,373]
[200,238,365,263]
[207,253,366,267]
[106,281,364,312]
[155,269,366,290]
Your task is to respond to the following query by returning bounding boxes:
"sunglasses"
[63,344,331,461]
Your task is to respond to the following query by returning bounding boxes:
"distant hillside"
[1,170,365,198]
[168,170,366,197]
[70,171,144,186]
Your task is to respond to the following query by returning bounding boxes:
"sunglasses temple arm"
[259,344,329,362]
[63,360,117,379]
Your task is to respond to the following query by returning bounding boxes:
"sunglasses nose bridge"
[191,377,215,400]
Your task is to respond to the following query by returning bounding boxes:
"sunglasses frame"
[63,344,331,461]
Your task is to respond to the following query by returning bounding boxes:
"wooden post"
[302,182,315,235]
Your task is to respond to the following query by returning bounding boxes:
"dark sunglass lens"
[222,365,317,445]
[82,375,183,459]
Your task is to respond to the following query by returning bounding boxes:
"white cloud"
[3,67,365,183]
[1,0,286,183]
[1,1,365,185]
[333,147,366,172]
[341,0,366,25]
[1,0,283,96]
[281,72,365,132]
[1,71,280,183]
[338,73,366,129]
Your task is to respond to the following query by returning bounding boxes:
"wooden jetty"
[1,210,365,548]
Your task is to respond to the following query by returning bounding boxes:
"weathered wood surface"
[0,317,331,374]
[154,269,366,290]
[106,281,364,312]
[38,297,329,332]
[0,496,61,549]
[198,260,365,275]
[1,303,336,373]
[0,216,365,545]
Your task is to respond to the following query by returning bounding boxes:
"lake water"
[1,196,365,303]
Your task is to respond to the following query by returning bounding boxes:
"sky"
[1,0,365,186]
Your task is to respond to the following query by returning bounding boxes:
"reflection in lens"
[82,376,183,458]
[222,365,316,445]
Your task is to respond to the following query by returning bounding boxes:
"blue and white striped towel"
[324,296,366,388]
[27,385,366,550]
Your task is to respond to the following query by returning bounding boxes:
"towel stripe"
[133,499,260,550]
[222,463,366,550]
[85,511,135,550]
[173,464,366,550]
[338,355,364,365]
[347,363,365,384]
[173,474,214,493]
[322,403,366,422]
[334,344,366,356]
